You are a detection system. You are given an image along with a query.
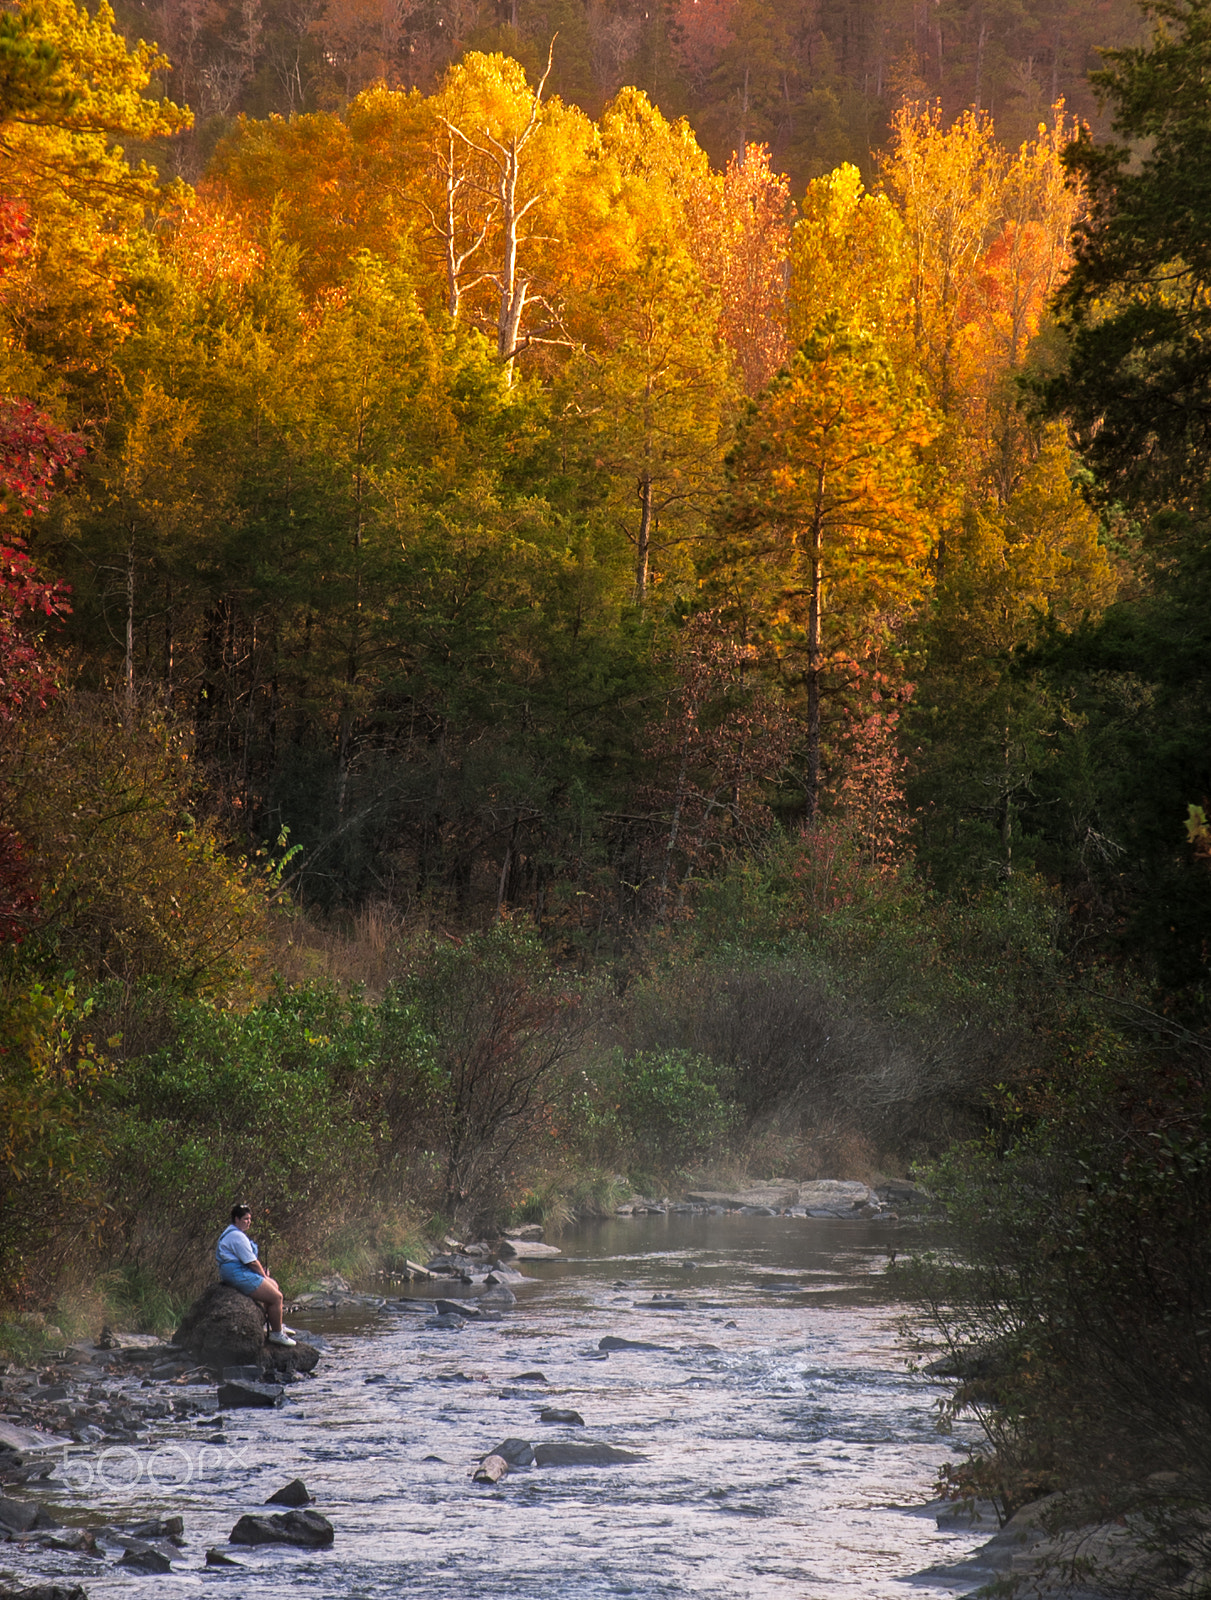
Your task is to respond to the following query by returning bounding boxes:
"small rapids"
[13,1214,990,1598]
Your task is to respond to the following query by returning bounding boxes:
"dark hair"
[231,1203,251,1223]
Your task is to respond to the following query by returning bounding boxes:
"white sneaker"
[267,1330,296,1347]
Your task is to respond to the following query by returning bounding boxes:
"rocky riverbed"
[0,1209,1160,1600]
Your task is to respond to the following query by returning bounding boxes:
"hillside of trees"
[2,0,1211,1525]
[117,0,1146,188]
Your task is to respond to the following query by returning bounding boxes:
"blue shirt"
[216,1225,258,1268]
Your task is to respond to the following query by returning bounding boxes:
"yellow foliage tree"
[3,695,267,994]
[932,429,1118,668]
[0,0,191,407]
[414,50,600,371]
[789,161,911,355]
[877,100,1083,498]
[707,319,941,817]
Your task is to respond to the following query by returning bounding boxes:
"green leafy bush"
[95,980,441,1290]
[590,1048,736,1179]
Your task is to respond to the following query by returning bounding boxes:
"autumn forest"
[3,0,1211,1518]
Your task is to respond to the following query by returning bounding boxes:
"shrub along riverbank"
[0,824,1081,1335]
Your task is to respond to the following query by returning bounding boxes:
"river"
[17,1212,992,1597]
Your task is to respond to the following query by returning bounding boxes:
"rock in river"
[0,1586,89,1600]
[172,1284,266,1367]
[479,1437,643,1469]
[435,1298,481,1318]
[0,1498,59,1535]
[482,1438,536,1467]
[229,1509,334,1548]
[533,1442,645,1466]
[497,1238,563,1260]
[217,1378,286,1409]
[118,1544,174,1574]
[267,1477,312,1507]
[173,1284,321,1374]
[0,1497,41,1534]
[539,1408,584,1425]
[480,1283,517,1308]
[598,1335,675,1353]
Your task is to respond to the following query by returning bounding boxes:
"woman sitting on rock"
[216,1203,295,1347]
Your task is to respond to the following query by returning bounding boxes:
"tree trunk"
[803,494,825,822]
[164,577,173,704]
[125,535,136,712]
[496,135,528,374]
[635,471,653,603]
[443,130,462,320]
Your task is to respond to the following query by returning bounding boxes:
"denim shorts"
[219,1262,264,1295]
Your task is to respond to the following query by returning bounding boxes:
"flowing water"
[17,1214,992,1597]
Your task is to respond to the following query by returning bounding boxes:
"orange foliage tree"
[690,142,790,393]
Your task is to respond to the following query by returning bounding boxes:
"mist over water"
[24,1215,988,1597]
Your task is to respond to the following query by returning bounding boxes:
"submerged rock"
[539,1408,584,1425]
[229,1509,334,1548]
[533,1442,645,1466]
[206,1547,243,1566]
[480,1283,516,1308]
[598,1335,675,1353]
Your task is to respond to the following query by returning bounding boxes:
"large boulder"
[173,1284,266,1368]
[172,1284,320,1374]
